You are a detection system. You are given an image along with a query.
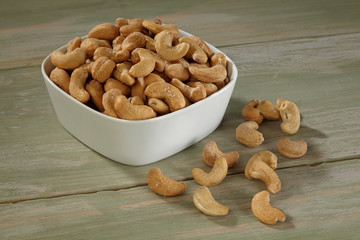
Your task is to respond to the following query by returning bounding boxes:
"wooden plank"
[1,0,360,69]
[1,32,360,203]
[0,159,359,239]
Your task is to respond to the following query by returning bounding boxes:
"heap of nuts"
[49,18,230,120]
[146,99,307,225]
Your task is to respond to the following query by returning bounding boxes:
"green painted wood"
[0,159,359,239]
[0,0,360,69]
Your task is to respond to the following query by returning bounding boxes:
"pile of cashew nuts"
[147,99,306,225]
[49,18,230,120]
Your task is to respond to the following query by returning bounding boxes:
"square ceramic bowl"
[41,29,238,166]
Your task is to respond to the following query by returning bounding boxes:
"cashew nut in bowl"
[192,157,228,187]
[189,35,214,58]
[187,81,218,97]
[242,99,263,125]
[88,23,119,41]
[147,168,186,197]
[188,64,227,83]
[85,80,105,112]
[121,32,146,52]
[142,20,180,38]
[170,78,206,103]
[112,35,125,51]
[277,137,307,158]
[245,151,281,194]
[131,48,166,73]
[91,56,116,83]
[202,141,239,168]
[164,60,190,81]
[49,67,70,94]
[179,36,208,64]
[147,98,170,115]
[80,38,111,58]
[103,78,131,96]
[66,37,82,52]
[93,47,130,63]
[210,52,227,69]
[251,190,286,224]
[236,121,264,147]
[51,48,87,70]
[258,100,280,120]
[69,68,90,103]
[277,100,301,135]
[102,88,123,118]
[114,95,156,120]
[193,186,229,216]
[128,48,155,78]
[131,73,165,101]
[154,30,190,61]
[112,62,135,87]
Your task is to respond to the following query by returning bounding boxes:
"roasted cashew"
[112,35,125,51]
[103,78,131,96]
[69,68,90,103]
[112,62,136,86]
[245,150,281,194]
[121,32,146,52]
[129,48,155,78]
[114,95,156,120]
[278,100,301,135]
[164,59,190,81]
[49,67,70,94]
[214,76,230,90]
[258,100,280,120]
[147,168,186,197]
[144,82,186,112]
[85,80,104,112]
[80,38,111,58]
[91,56,116,83]
[170,78,206,103]
[251,190,286,224]
[187,81,218,97]
[147,97,170,115]
[119,23,143,37]
[102,88,123,118]
[242,100,263,125]
[131,73,166,101]
[88,23,119,41]
[154,30,190,61]
[142,20,180,38]
[115,17,128,28]
[66,37,82,52]
[188,64,227,83]
[202,141,239,168]
[93,47,129,63]
[189,35,213,58]
[128,96,145,105]
[131,48,166,73]
[144,35,156,51]
[179,36,208,64]
[51,48,87,70]
[192,157,228,186]
[210,53,227,68]
[236,121,264,147]
[193,186,229,216]
[277,137,307,158]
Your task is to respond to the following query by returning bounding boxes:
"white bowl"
[41,29,238,166]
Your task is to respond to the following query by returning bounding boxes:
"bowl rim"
[41,30,238,126]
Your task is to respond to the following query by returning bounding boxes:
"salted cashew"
[146,168,186,197]
[251,190,286,224]
[115,17,128,28]
[129,96,145,105]
[258,100,280,120]
[112,62,136,86]
[192,157,228,186]
[202,141,239,168]
[242,99,263,125]
[93,47,129,63]
[193,186,229,216]
[236,121,264,147]
[51,48,87,70]
[179,36,208,64]
[144,82,186,112]
[66,37,82,52]
[121,32,146,52]
[120,23,143,37]
[112,35,125,51]
[49,67,70,94]
[114,95,156,120]
[214,76,230,90]
[142,20,180,38]
[154,30,190,61]
[80,38,111,58]
[103,78,131,96]
[131,48,166,73]
[69,68,90,103]
[188,64,227,83]
[278,100,301,135]
[277,137,307,158]
[164,59,190,81]
[78,60,94,73]
[129,48,155,78]
[147,98,170,115]
[189,35,214,58]
[210,52,227,68]
[102,88,124,118]
[144,35,156,51]
[187,81,218,97]
[131,73,165,101]
[88,23,119,41]
[91,56,116,83]
[170,78,206,103]
[85,80,104,112]
[245,150,281,194]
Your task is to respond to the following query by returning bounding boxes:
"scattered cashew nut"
[277,137,307,158]
[242,99,264,125]
[251,190,286,224]
[147,168,186,197]
[277,99,301,135]
[193,186,229,216]
[192,157,228,186]
[258,100,280,120]
[202,141,239,168]
[236,121,264,147]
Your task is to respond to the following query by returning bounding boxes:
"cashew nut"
[131,73,166,101]
[187,81,218,97]
[112,62,135,86]
[144,82,186,112]
[277,137,307,158]
[164,59,190,81]
[112,35,125,51]
[170,78,206,103]
[210,52,227,69]
[245,151,281,194]
[214,76,230,90]
[202,141,239,168]
[93,47,129,63]
[189,35,213,58]
[121,32,146,52]
[251,190,286,224]
[119,23,143,37]
[154,30,190,61]
[102,88,123,118]
[129,48,155,78]
[85,80,105,112]
[131,48,166,73]
[115,17,128,28]
[66,37,82,52]
[69,68,90,103]
[192,157,228,186]
[103,78,131,96]
[278,100,301,135]
[88,23,119,41]
[91,56,116,83]
[242,100,263,125]
[193,186,229,216]
[128,96,145,106]
[49,67,70,94]
[51,48,87,70]
[188,64,227,83]
[236,121,264,147]
[114,95,156,120]
[144,35,156,52]
[142,20,180,38]
[80,38,111,58]
[258,100,280,120]
[147,98,170,115]
[179,36,208,64]
[146,168,186,197]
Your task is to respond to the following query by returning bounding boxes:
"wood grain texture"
[0,159,359,239]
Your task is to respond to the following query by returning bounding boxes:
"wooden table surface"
[1,0,360,239]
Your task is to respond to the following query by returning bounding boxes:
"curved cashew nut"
[251,190,286,224]
[128,96,145,106]
[278,100,301,135]
[202,141,239,168]
[51,48,87,70]
[129,48,155,78]
[245,150,281,194]
[164,59,190,81]
[258,100,280,120]
[188,64,227,83]
[142,20,180,38]
[119,23,143,37]
[131,73,166,101]
[242,99,263,125]
[192,157,228,186]
[88,23,119,41]
[154,30,190,61]
[210,52,227,68]
[112,35,125,51]
[236,121,264,147]
[102,88,124,118]
[103,78,131,96]
[179,36,208,64]
[49,67,70,94]
[147,98,170,115]
[189,35,213,58]
[121,32,146,52]
[145,35,156,52]
[277,137,307,158]
[114,95,156,120]
[147,168,186,197]
[69,68,90,103]
[131,48,166,73]
[112,62,136,86]
[187,81,218,97]
[193,186,229,216]
[85,80,105,112]
[66,37,82,52]
[170,78,206,103]
[144,82,186,112]
[80,38,111,58]
[91,56,116,83]
[93,47,130,63]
